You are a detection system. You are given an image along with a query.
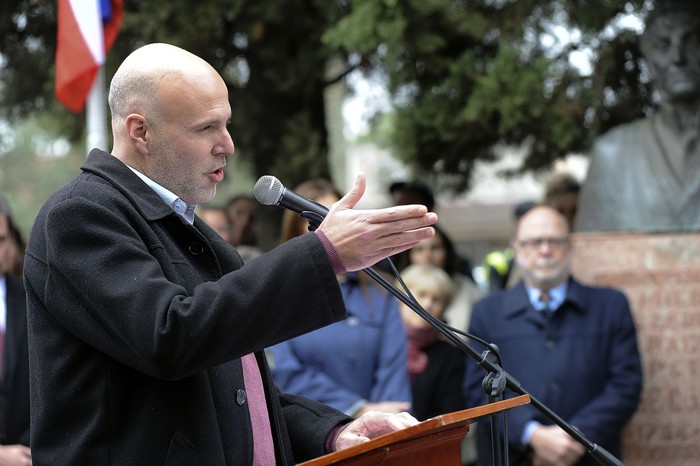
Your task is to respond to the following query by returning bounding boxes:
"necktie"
[539,291,551,312]
[241,353,275,465]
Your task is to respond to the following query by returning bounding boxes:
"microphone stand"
[482,349,508,466]
[359,263,624,466]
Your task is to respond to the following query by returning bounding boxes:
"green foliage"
[0,0,656,200]
[0,116,85,235]
[326,0,651,192]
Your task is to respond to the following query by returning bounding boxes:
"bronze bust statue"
[576,2,700,232]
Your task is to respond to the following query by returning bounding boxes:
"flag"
[55,0,123,113]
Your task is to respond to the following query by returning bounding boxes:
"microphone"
[253,175,329,228]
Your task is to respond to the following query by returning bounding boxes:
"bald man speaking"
[24,43,434,465]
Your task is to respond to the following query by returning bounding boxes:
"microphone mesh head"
[253,175,284,206]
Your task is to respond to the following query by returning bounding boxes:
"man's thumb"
[337,173,366,210]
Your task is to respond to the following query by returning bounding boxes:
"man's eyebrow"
[194,117,224,128]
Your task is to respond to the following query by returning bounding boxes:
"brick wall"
[570,232,700,466]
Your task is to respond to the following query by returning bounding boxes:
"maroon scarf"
[405,324,439,379]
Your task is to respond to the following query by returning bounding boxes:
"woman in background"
[397,264,465,421]
[543,171,580,231]
[267,178,412,417]
[395,223,482,334]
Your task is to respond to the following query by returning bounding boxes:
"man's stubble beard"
[149,138,216,205]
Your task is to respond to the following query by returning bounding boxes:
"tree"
[324,0,653,192]
[0,116,86,235]
[1,0,656,197]
[0,1,78,131]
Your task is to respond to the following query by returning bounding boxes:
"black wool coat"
[411,340,466,422]
[24,149,351,465]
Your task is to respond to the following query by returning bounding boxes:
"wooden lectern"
[299,395,530,466]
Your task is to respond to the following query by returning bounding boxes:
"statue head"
[639,1,700,103]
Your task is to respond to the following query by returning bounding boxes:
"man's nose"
[218,132,235,157]
[538,240,555,253]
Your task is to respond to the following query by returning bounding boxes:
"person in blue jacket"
[463,205,642,466]
[268,178,412,417]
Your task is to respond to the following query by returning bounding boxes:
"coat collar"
[81,149,178,222]
[503,277,588,320]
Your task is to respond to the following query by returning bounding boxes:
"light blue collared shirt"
[525,281,568,312]
[126,165,197,224]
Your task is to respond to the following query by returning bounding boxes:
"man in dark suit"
[0,194,31,466]
[24,43,436,465]
[464,205,643,466]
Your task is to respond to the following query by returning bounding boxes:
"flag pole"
[86,65,108,155]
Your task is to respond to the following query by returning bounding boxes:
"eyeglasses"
[516,237,569,250]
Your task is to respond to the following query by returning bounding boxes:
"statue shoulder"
[591,117,651,163]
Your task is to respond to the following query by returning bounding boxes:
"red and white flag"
[55,0,123,113]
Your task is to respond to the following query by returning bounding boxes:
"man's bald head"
[516,205,570,239]
[105,43,234,205]
[108,43,221,142]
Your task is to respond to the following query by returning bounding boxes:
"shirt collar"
[126,165,197,225]
[526,281,568,312]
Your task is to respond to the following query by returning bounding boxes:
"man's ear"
[125,114,151,154]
